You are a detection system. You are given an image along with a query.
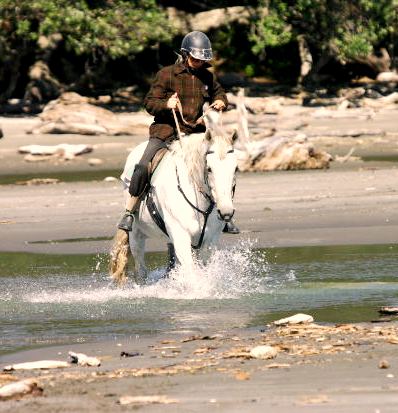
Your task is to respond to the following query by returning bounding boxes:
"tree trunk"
[0,54,21,103]
[297,35,313,84]
[167,6,254,34]
[354,48,391,74]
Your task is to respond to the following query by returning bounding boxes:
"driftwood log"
[29,92,150,135]
[236,134,332,172]
[224,89,332,172]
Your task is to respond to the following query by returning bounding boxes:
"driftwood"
[0,379,43,400]
[236,134,332,172]
[118,395,179,406]
[377,71,398,82]
[29,92,149,135]
[227,93,283,114]
[312,108,376,119]
[68,351,101,367]
[18,144,92,159]
[226,89,332,172]
[362,92,398,108]
[305,129,385,138]
[274,313,314,326]
[3,360,69,371]
[168,6,252,34]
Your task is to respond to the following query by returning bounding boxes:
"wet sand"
[1,108,398,254]
[1,107,398,411]
[1,323,398,412]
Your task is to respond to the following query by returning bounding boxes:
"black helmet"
[181,31,213,61]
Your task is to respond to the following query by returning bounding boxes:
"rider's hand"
[167,92,179,110]
[211,99,226,111]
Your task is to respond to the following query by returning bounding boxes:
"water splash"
[22,240,295,303]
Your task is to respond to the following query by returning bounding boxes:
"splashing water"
[2,243,397,357]
[20,240,295,304]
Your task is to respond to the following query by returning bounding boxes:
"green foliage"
[250,9,291,52]
[0,0,174,59]
[250,0,398,65]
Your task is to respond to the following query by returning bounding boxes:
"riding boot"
[117,196,140,232]
[223,220,240,234]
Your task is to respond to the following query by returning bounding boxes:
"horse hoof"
[223,221,240,234]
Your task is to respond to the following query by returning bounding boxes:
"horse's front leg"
[168,227,195,273]
[129,228,147,284]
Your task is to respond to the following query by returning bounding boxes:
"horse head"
[204,110,238,222]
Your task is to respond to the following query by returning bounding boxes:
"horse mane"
[170,133,209,188]
[169,131,232,188]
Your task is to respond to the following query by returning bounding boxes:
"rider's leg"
[118,138,167,231]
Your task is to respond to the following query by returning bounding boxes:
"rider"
[118,30,239,234]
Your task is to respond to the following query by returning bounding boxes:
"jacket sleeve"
[211,74,228,107]
[144,68,170,116]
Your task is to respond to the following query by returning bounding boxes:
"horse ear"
[204,108,220,130]
[205,130,212,141]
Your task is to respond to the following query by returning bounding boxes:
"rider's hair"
[174,51,188,64]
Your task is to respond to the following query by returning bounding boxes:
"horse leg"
[164,243,176,277]
[169,228,195,273]
[129,229,147,284]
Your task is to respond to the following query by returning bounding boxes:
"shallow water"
[1,243,398,356]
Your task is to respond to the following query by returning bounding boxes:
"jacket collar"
[174,62,211,75]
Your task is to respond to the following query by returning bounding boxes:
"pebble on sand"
[274,313,314,326]
[250,345,278,360]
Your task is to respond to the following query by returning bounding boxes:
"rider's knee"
[129,164,149,197]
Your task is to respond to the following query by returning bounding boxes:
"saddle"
[149,147,168,178]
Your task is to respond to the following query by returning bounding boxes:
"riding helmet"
[181,31,213,61]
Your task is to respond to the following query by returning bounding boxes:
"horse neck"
[171,134,208,191]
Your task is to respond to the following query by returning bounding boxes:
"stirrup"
[117,210,135,232]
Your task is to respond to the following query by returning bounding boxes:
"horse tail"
[109,229,131,286]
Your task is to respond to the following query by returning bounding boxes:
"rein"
[172,102,216,129]
[169,102,219,249]
[175,166,215,250]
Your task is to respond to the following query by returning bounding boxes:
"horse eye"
[227,149,234,154]
[206,150,214,155]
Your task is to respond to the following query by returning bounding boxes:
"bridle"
[175,163,215,250]
[170,104,235,249]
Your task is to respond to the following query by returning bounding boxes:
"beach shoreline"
[2,322,398,412]
[1,107,398,411]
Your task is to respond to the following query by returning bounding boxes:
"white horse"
[110,111,238,284]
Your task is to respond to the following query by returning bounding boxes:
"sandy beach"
[1,105,398,411]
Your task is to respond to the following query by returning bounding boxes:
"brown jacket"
[144,63,228,141]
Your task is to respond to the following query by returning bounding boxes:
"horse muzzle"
[218,209,235,222]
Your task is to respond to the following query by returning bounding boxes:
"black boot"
[223,220,240,234]
[117,210,135,232]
